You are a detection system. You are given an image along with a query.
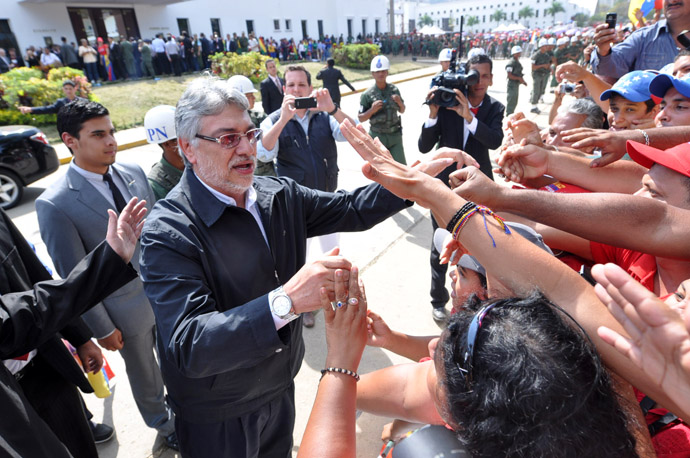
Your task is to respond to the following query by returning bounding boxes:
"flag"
[628,0,656,24]
[259,37,267,54]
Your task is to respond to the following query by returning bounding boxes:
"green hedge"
[209,51,274,83]
[332,44,380,69]
[0,66,95,127]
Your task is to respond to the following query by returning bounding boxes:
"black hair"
[285,65,312,86]
[57,99,109,140]
[327,58,335,67]
[464,54,493,74]
[62,80,76,87]
[439,292,639,458]
[644,98,657,113]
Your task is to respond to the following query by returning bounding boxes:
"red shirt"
[590,241,657,292]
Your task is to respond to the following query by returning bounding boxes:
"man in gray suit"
[35,100,178,451]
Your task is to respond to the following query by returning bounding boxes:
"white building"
[1,1,389,53]
[396,0,591,34]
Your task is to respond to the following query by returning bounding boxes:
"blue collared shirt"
[591,20,678,79]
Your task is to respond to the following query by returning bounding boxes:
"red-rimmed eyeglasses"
[195,128,262,149]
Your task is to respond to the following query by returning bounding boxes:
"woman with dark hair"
[437,293,638,457]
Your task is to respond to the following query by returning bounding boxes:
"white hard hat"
[538,38,548,48]
[467,47,486,59]
[547,37,556,46]
[511,45,523,55]
[557,37,568,46]
[370,55,390,71]
[438,48,452,62]
[144,105,176,144]
[570,36,578,43]
[228,74,257,94]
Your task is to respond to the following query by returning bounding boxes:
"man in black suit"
[260,59,284,114]
[108,36,126,80]
[418,53,504,322]
[316,58,355,107]
[0,199,144,458]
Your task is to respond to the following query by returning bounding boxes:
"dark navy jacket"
[139,170,409,422]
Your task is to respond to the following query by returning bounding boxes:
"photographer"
[418,52,505,321]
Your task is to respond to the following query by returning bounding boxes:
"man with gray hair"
[139,76,412,457]
[544,98,605,148]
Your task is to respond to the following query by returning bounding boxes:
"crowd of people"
[6,1,690,457]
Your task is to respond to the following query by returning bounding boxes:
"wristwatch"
[268,286,299,322]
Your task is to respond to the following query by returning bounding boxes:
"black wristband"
[328,106,338,116]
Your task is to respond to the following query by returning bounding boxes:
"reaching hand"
[593,22,616,57]
[340,119,450,208]
[284,247,352,313]
[560,128,628,167]
[448,166,503,209]
[426,87,440,118]
[76,340,104,374]
[508,116,543,146]
[322,266,368,372]
[106,197,147,263]
[555,61,588,84]
[427,147,480,171]
[593,263,690,419]
[496,141,550,183]
[366,310,393,348]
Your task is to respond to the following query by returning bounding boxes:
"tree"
[518,6,534,27]
[546,1,566,25]
[572,12,590,27]
[466,15,480,28]
[491,9,507,26]
[419,14,433,27]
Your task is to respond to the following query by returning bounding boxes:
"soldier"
[392,36,400,56]
[530,39,552,114]
[145,105,184,199]
[551,37,570,89]
[506,46,528,115]
[228,75,275,176]
[359,55,406,164]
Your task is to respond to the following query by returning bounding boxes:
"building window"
[361,18,366,36]
[483,15,485,22]
[210,18,221,36]
[511,12,514,19]
[535,10,539,16]
[347,18,352,37]
[177,18,190,35]
[285,19,291,31]
[375,18,379,34]
[318,19,324,38]
[274,19,280,30]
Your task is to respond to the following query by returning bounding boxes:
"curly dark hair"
[438,292,639,458]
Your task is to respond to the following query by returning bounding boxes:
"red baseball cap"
[626,140,690,178]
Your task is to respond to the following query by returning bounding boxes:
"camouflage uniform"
[530,50,552,105]
[360,83,406,164]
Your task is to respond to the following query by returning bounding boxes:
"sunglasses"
[456,301,499,389]
[195,128,262,149]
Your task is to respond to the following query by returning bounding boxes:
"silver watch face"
[273,295,292,316]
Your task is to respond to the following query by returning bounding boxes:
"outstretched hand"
[593,263,690,419]
[322,266,368,372]
[561,128,627,167]
[340,119,452,208]
[106,197,147,263]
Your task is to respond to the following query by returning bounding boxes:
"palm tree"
[466,15,480,28]
[518,6,534,27]
[419,14,434,27]
[491,9,507,27]
[546,1,566,25]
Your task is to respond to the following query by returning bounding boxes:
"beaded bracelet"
[320,367,360,382]
[451,204,511,247]
[446,201,477,233]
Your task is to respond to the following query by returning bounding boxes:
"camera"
[560,83,576,94]
[294,97,317,109]
[428,49,479,108]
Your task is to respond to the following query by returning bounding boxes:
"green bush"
[0,66,94,126]
[332,44,380,69]
[209,51,274,83]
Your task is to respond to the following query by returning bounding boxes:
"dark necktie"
[102,172,127,213]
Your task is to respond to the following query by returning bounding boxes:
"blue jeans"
[85,62,99,82]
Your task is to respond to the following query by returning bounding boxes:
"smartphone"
[605,12,617,30]
[294,97,317,109]
[678,30,690,50]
